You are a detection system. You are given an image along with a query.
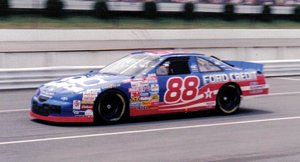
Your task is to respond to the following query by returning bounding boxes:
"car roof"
[131,51,206,58]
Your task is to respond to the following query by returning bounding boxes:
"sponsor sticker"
[151,94,160,102]
[203,74,229,84]
[129,88,138,93]
[73,110,81,115]
[81,105,93,109]
[150,92,159,95]
[82,100,94,105]
[82,89,99,101]
[206,101,216,107]
[130,97,140,103]
[73,100,81,110]
[229,72,257,81]
[83,91,97,97]
[140,97,151,101]
[249,89,264,94]
[190,64,198,72]
[203,72,257,84]
[130,102,141,107]
[249,82,265,90]
[141,83,150,92]
[250,85,265,90]
[140,92,150,97]
[73,110,86,115]
[141,101,152,107]
[150,84,159,92]
[131,82,140,89]
[137,106,149,110]
[85,109,94,116]
[147,73,158,83]
[82,96,96,101]
[130,91,140,98]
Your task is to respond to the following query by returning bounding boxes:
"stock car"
[30,51,269,123]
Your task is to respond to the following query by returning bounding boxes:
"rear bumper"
[30,112,94,123]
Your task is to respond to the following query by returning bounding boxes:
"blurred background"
[1,0,300,28]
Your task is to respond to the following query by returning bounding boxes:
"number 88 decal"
[164,76,200,104]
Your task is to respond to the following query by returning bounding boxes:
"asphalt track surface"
[1,76,300,162]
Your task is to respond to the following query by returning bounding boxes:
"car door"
[155,56,203,113]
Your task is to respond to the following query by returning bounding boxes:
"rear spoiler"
[224,61,264,73]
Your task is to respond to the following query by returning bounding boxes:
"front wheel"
[94,90,127,124]
[216,84,241,114]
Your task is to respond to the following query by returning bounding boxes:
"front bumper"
[30,111,93,123]
[30,95,94,123]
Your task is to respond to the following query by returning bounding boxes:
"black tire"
[216,84,241,114]
[94,90,127,124]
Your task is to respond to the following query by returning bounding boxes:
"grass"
[1,15,300,29]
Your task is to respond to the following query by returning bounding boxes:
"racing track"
[1,77,300,162]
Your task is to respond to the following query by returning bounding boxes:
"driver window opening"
[156,57,191,75]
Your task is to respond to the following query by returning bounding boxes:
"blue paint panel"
[225,61,264,72]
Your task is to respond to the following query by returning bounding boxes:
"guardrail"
[1,60,299,90]
[256,60,300,77]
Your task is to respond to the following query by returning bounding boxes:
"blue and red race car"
[30,51,269,123]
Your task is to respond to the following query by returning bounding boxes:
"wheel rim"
[98,93,125,122]
[218,85,240,113]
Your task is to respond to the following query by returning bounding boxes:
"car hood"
[39,72,131,97]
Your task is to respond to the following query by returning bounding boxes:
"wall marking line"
[0,116,300,145]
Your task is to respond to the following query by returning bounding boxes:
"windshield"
[100,54,160,76]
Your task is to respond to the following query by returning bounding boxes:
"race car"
[30,51,269,123]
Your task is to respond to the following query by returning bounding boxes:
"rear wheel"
[94,90,127,124]
[216,84,241,114]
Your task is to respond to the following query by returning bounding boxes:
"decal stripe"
[30,112,93,123]
[241,84,269,91]
[159,101,216,111]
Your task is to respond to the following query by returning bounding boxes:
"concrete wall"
[2,48,300,68]
[1,29,300,68]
